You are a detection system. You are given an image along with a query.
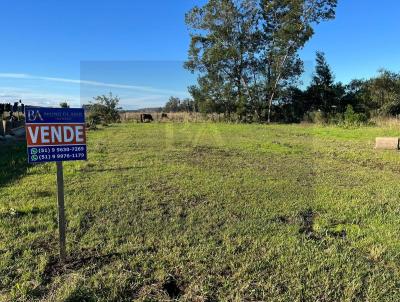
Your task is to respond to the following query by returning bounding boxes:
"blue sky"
[0,0,399,108]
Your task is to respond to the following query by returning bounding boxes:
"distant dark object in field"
[140,114,153,123]
[161,113,168,119]
[375,137,399,150]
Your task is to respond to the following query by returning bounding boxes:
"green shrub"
[303,111,326,124]
[86,93,121,129]
[327,112,344,125]
[343,105,368,126]
[87,112,101,129]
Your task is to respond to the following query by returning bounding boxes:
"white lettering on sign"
[75,126,84,143]
[41,126,50,143]
[51,126,62,142]
[24,107,87,164]
[26,124,86,146]
[27,126,40,144]
[63,126,74,143]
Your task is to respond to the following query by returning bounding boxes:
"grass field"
[2,122,400,301]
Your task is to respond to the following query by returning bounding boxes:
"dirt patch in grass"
[162,274,184,299]
[299,208,321,241]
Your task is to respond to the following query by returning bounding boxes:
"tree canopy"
[161,0,400,124]
[184,0,338,122]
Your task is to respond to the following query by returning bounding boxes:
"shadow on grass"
[33,249,180,301]
[0,141,30,187]
[29,250,140,300]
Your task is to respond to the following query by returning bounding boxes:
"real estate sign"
[25,107,87,163]
[24,106,87,262]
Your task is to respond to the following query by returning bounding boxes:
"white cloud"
[0,87,80,107]
[0,72,191,109]
[0,73,29,79]
[0,73,188,96]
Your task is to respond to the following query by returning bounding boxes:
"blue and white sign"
[25,107,87,163]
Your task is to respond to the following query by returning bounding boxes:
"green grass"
[2,122,400,301]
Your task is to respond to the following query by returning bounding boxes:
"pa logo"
[26,110,44,122]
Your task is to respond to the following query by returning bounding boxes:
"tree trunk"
[267,90,276,124]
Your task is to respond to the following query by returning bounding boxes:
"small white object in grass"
[375,137,399,150]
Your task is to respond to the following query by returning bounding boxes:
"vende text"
[26,124,86,146]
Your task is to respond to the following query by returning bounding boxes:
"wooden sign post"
[25,106,87,263]
[56,161,67,262]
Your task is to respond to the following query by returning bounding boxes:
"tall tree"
[306,51,337,113]
[164,97,181,113]
[260,0,338,122]
[185,0,337,122]
[185,0,260,118]
[368,69,400,116]
[342,79,371,113]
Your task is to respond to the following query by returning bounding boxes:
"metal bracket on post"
[56,161,67,263]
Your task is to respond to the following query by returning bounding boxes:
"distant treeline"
[166,52,400,124]
[162,0,400,124]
